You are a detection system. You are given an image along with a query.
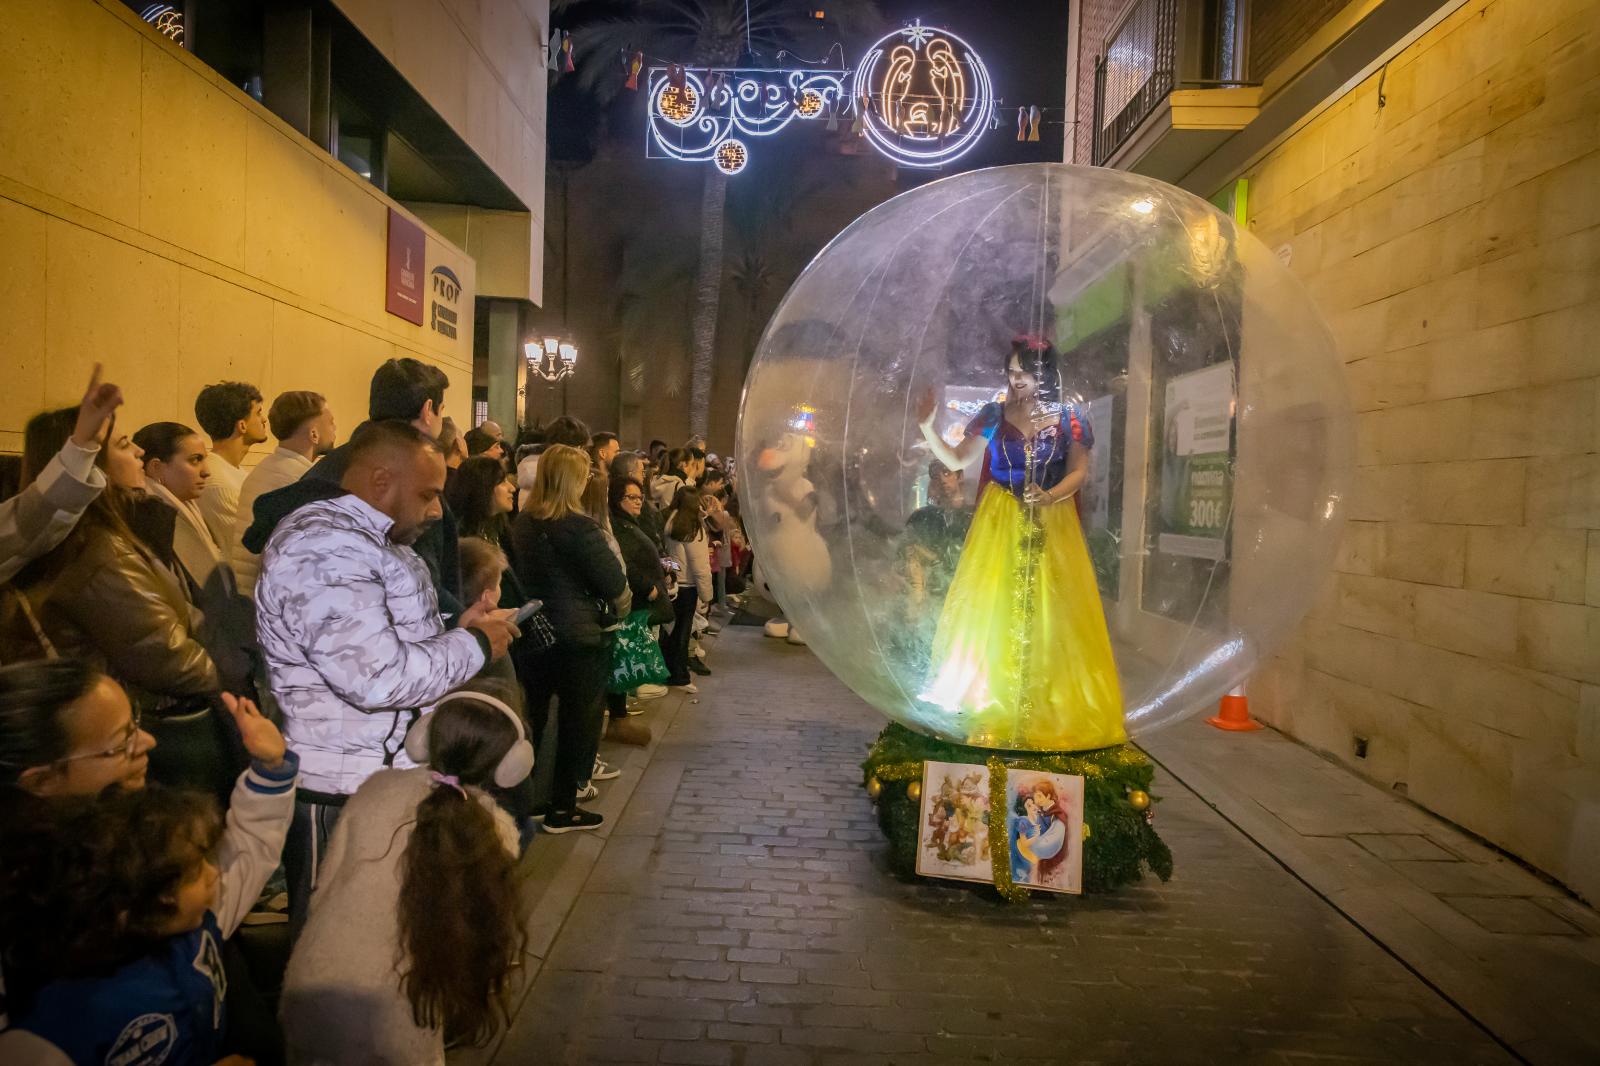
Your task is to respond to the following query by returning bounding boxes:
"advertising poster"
[1156,362,1234,561]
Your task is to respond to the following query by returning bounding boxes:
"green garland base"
[862,723,1174,900]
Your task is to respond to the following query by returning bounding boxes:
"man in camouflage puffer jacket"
[255,421,518,925]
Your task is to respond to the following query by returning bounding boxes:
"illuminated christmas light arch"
[643,20,994,173]
[647,68,847,168]
[851,21,994,169]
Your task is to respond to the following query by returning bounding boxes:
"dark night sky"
[880,0,1073,172]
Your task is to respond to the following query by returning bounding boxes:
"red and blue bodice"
[964,401,1094,497]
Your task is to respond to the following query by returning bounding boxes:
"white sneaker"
[592,758,621,781]
[576,782,600,800]
[763,620,790,639]
[635,684,668,700]
[673,682,699,694]
[786,628,807,646]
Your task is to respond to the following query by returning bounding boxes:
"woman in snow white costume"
[914,335,1125,751]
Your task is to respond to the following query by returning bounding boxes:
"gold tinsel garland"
[985,755,1030,902]
[863,724,1171,898]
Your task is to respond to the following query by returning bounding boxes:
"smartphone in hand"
[513,599,544,625]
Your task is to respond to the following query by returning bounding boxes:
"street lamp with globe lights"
[526,336,578,383]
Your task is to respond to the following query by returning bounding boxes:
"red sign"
[385,208,425,325]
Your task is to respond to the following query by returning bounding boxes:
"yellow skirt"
[919,485,1126,751]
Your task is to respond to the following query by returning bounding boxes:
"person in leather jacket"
[4,407,219,717]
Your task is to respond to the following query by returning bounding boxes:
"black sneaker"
[688,659,712,676]
[542,808,605,834]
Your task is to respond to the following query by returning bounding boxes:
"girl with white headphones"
[279,681,532,1065]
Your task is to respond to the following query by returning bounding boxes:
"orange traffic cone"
[1207,684,1261,732]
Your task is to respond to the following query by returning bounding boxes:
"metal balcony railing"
[1092,0,1179,165]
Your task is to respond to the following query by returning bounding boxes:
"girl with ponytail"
[280,680,531,1064]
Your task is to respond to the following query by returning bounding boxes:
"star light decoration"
[645,20,994,173]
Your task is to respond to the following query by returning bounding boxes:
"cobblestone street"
[480,628,1516,1064]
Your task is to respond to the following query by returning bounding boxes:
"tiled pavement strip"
[452,626,1600,1065]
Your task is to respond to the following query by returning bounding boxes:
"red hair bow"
[1012,333,1050,351]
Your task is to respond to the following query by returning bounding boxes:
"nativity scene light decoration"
[852,20,995,169]
[645,20,995,172]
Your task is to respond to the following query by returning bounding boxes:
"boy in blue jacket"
[0,696,296,1066]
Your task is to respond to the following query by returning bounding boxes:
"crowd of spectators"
[0,359,750,1065]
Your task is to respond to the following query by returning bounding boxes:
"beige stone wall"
[1243,0,1600,899]
[1070,0,1128,165]
[0,0,476,454]
[332,0,548,304]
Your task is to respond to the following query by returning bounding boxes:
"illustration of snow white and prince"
[1008,775,1076,890]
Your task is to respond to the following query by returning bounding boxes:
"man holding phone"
[256,420,519,929]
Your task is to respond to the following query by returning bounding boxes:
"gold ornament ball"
[906,780,922,802]
[866,777,882,800]
[1081,822,1092,841]
[797,89,824,117]
[714,139,748,175]
[659,83,699,123]
[1128,789,1151,812]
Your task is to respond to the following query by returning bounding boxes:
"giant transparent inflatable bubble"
[736,164,1352,751]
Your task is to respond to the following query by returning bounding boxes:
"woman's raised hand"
[914,387,937,428]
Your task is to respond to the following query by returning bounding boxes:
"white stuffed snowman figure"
[752,430,832,646]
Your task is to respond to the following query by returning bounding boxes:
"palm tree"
[557,0,883,436]
[725,139,829,367]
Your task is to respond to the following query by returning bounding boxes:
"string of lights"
[639,20,1030,172]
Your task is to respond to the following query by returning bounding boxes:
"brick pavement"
[485,628,1513,1064]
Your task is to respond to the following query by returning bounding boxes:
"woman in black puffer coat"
[510,445,625,833]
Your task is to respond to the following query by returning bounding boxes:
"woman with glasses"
[607,477,672,737]
[0,659,156,800]
[0,659,293,1064]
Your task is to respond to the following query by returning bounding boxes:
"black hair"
[542,415,591,449]
[345,419,438,465]
[446,456,510,540]
[193,382,262,441]
[0,785,222,1009]
[370,357,448,422]
[648,439,666,451]
[666,486,704,542]
[463,426,500,457]
[591,432,619,451]
[608,475,644,510]
[131,421,201,465]
[687,448,706,463]
[1004,337,1062,404]
[0,660,100,786]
